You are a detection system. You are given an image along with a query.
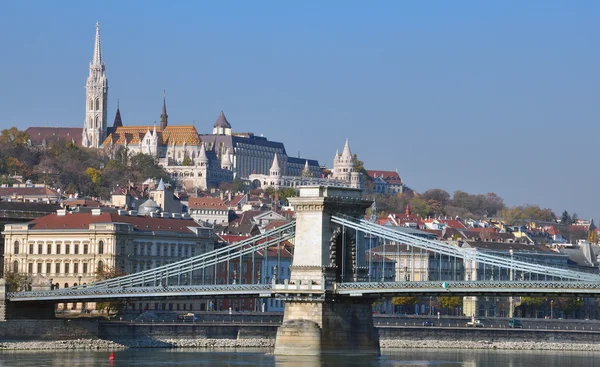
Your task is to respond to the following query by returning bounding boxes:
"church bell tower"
[82,22,108,148]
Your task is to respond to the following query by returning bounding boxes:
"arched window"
[95,98,100,110]
[98,241,104,254]
[95,116,100,129]
[97,261,104,272]
[12,260,18,273]
[13,241,19,254]
[89,99,93,111]
[54,283,59,290]
[64,283,69,289]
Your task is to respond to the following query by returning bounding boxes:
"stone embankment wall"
[0,320,99,340]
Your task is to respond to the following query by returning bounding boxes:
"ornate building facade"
[248,140,364,190]
[2,208,215,312]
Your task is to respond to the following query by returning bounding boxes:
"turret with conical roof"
[221,147,233,170]
[332,139,356,182]
[113,100,122,127]
[270,154,281,177]
[212,111,232,135]
[196,143,209,166]
[160,91,168,130]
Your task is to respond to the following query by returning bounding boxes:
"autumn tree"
[438,296,462,315]
[392,296,419,313]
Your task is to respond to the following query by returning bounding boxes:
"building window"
[38,244,42,254]
[83,263,88,274]
[98,261,104,272]
[29,244,34,254]
[56,244,61,254]
[46,263,51,274]
[98,241,104,254]
[74,263,79,274]
[55,263,60,274]
[37,263,42,274]
[13,261,18,273]
[47,244,52,254]
[64,263,70,274]
[65,244,70,254]
[13,241,19,254]
[28,263,33,274]
[95,98,100,110]
[84,244,89,254]
[75,244,79,254]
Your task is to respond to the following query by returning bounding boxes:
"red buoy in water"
[109,352,115,360]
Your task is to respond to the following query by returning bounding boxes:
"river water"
[0,348,598,366]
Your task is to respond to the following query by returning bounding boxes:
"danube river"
[0,348,598,366]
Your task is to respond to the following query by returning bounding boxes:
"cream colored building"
[2,208,215,313]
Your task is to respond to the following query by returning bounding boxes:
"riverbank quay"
[2,317,600,351]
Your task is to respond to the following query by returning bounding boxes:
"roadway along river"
[0,348,598,366]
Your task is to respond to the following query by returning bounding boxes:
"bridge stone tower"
[274,186,379,356]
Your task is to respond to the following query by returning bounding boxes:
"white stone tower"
[83,22,108,148]
[332,139,355,181]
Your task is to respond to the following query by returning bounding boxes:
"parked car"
[183,313,198,321]
[508,319,522,328]
[466,319,484,327]
[423,320,434,326]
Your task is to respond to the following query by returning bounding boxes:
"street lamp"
[551,300,554,319]
[429,296,433,316]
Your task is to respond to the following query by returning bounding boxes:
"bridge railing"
[82,221,296,289]
[331,214,600,282]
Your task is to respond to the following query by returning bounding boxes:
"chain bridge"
[3,185,600,355]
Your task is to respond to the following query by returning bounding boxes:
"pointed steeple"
[213,111,231,129]
[221,147,233,170]
[341,138,353,160]
[160,90,168,130]
[113,101,122,127]
[302,160,312,177]
[92,21,103,66]
[198,143,209,163]
[270,154,281,176]
[156,178,165,191]
[405,203,411,216]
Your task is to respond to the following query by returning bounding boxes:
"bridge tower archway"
[274,185,379,356]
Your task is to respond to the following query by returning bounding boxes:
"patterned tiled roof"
[102,125,201,146]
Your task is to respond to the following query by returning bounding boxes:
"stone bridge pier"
[274,186,380,356]
[0,280,55,321]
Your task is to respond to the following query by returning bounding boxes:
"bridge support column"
[274,186,379,356]
[275,297,379,355]
[0,279,55,321]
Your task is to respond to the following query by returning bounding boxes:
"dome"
[137,198,160,216]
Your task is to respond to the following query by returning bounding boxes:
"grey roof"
[288,157,320,167]
[137,198,160,215]
[213,111,231,129]
[156,178,165,191]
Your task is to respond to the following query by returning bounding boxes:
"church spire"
[113,100,122,127]
[160,90,168,130]
[92,21,103,66]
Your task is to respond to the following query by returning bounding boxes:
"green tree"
[277,187,297,203]
[181,156,193,166]
[561,211,572,225]
[3,270,28,292]
[409,197,431,217]
[559,297,584,318]
[0,127,30,146]
[95,265,127,316]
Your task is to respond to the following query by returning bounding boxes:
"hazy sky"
[0,1,598,219]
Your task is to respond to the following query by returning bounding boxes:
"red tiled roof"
[438,219,467,229]
[188,197,227,210]
[0,186,61,197]
[263,220,291,231]
[228,195,245,207]
[367,170,400,180]
[30,212,200,234]
[25,127,83,146]
[218,234,251,244]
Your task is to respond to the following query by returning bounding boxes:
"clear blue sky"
[1,1,598,220]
